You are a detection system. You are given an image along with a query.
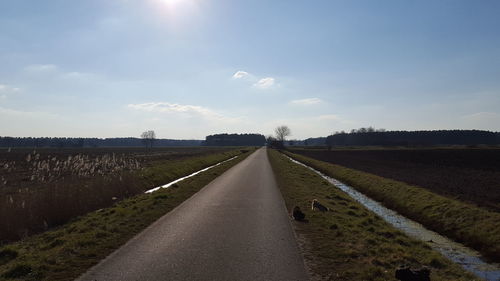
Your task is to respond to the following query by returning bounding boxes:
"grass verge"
[0,149,255,281]
[268,149,477,280]
[138,148,249,188]
[282,150,500,263]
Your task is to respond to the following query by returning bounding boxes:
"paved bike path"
[77,148,309,281]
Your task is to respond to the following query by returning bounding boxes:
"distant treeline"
[325,129,500,146]
[3,129,498,148]
[205,133,266,146]
[0,137,203,148]
[288,137,326,146]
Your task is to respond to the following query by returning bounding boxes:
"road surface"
[77,148,309,281]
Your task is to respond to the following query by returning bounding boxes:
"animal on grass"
[291,206,306,221]
[395,265,431,281]
[311,199,328,212]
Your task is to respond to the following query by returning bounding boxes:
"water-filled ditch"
[285,155,500,281]
[145,156,238,194]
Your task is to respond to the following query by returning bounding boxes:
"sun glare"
[160,0,183,6]
[153,0,197,14]
[151,0,199,27]
[157,0,187,9]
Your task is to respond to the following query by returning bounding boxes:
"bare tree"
[266,135,276,144]
[141,130,156,148]
[275,125,291,144]
[266,134,281,148]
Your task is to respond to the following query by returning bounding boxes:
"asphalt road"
[76,148,309,281]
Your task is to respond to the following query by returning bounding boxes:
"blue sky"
[1,0,499,139]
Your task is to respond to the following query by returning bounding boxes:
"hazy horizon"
[1,0,500,139]
[1,128,500,141]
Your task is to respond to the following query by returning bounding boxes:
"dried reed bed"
[1,152,140,186]
[0,147,237,242]
[0,150,253,281]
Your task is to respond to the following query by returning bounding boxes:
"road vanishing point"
[77,148,309,281]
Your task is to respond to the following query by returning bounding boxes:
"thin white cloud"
[254,77,275,89]
[0,84,20,92]
[60,71,97,81]
[0,84,21,99]
[22,64,101,89]
[128,102,215,116]
[462,112,500,120]
[24,64,58,73]
[290,98,322,105]
[127,102,236,122]
[232,70,250,79]
[232,70,278,89]
[24,64,96,80]
[461,112,500,130]
[0,106,58,119]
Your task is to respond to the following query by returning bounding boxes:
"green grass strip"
[138,148,250,188]
[282,150,500,262]
[268,149,477,280]
[0,149,255,281]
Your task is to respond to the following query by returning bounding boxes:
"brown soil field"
[291,148,500,211]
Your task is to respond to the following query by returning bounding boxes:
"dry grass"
[268,149,477,280]
[283,150,500,263]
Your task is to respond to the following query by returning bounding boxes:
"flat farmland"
[0,147,242,242]
[0,147,232,192]
[291,148,500,211]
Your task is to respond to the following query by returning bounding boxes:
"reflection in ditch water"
[145,156,238,194]
[286,155,500,281]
